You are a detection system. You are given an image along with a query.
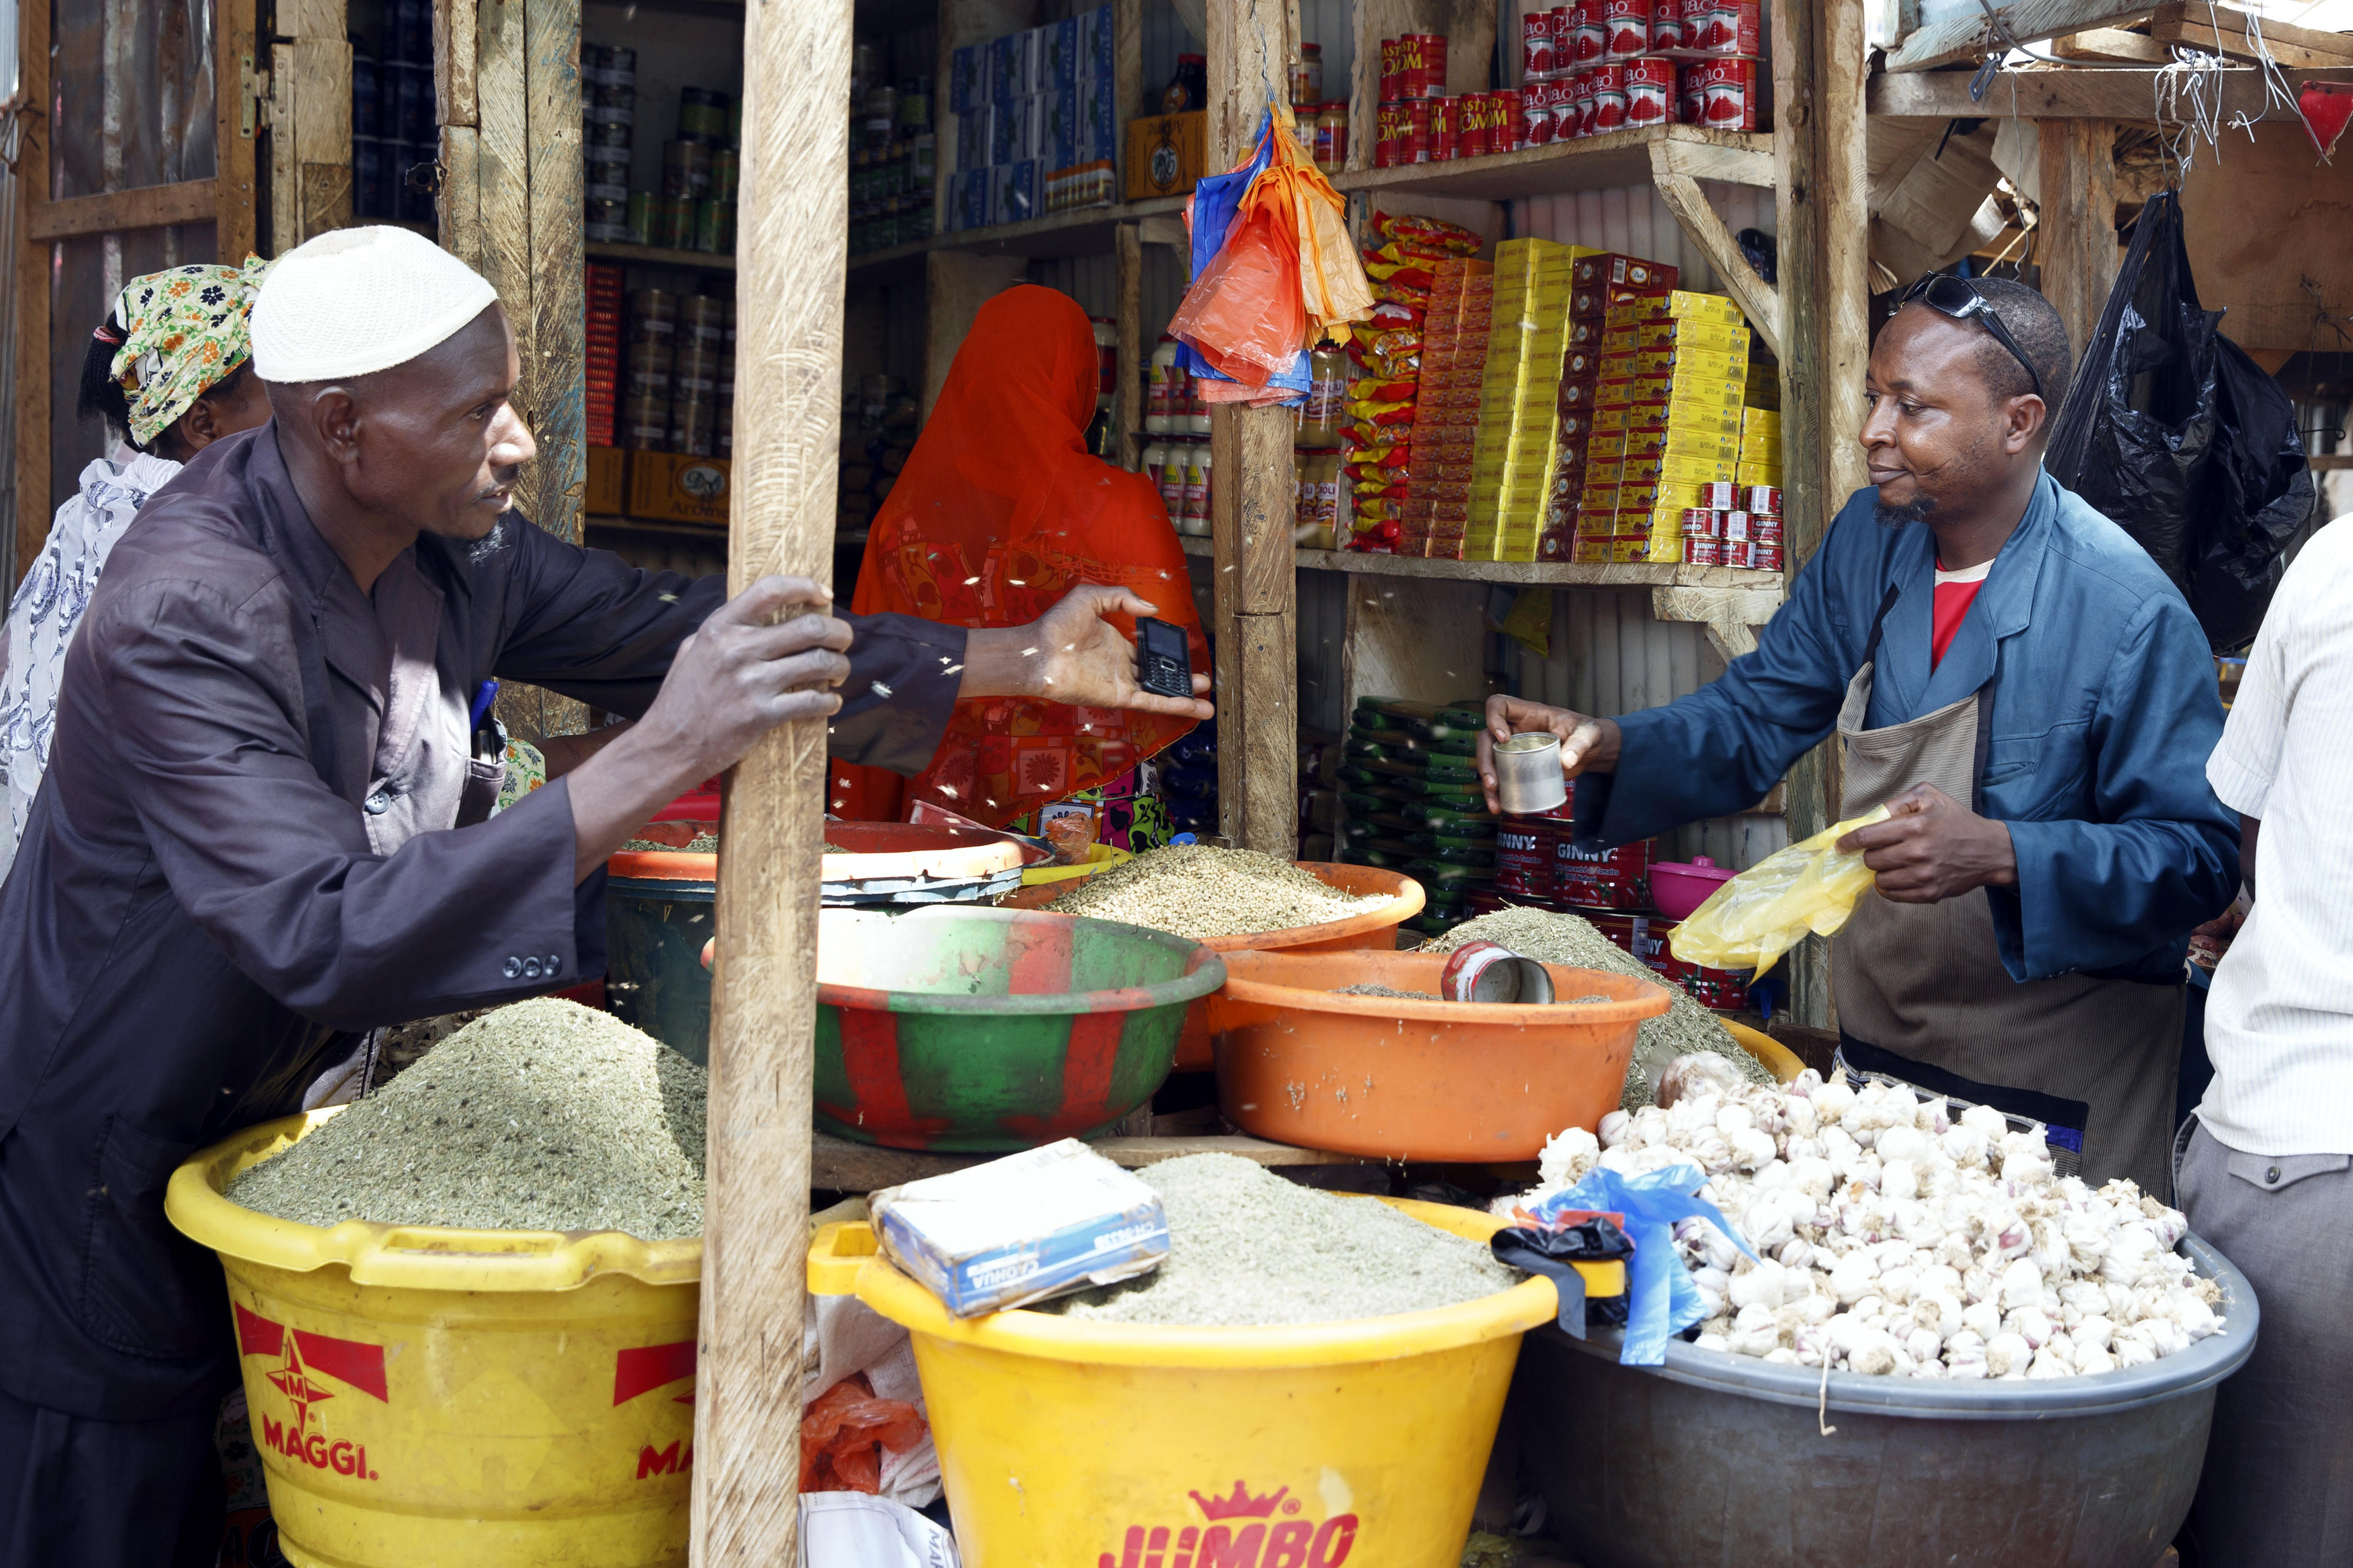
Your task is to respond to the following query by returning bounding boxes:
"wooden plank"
[1332,125,1771,201]
[474,0,532,323]
[269,43,300,255]
[692,0,851,1558]
[525,0,585,546]
[1171,531,1787,592]
[438,125,484,270]
[2149,1,2353,68]
[1648,131,1777,188]
[26,179,219,242]
[2051,26,2170,62]
[1869,64,2326,118]
[436,0,481,127]
[813,1132,1378,1191]
[293,35,356,239]
[2037,119,2118,373]
[1116,219,1142,472]
[1882,0,2158,72]
[11,0,49,587]
[1224,609,1301,851]
[216,0,259,261]
[1649,164,1783,359]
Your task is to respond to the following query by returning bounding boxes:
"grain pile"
[1045,1153,1519,1327]
[1428,906,1769,1110]
[1042,845,1384,942]
[227,999,706,1239]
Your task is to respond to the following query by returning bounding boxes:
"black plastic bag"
[2045,192,2313,651]
[1492,1218,1634,1339]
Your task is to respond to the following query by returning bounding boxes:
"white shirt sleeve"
[2207,556,2297,820]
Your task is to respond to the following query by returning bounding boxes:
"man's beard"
[1874,493,1938,529]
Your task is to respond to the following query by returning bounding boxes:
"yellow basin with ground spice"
[166,1109,701,1568]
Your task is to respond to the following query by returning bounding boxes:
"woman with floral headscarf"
[0,256,273,880]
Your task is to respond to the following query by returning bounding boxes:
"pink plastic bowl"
[1649,856,1735,920]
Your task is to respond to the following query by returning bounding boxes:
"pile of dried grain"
[1428,906,1769,1110]
[1333,983,1436,999]
[1042,845,1383,942]
[1045,1153,1519,1327]
[226,999,706,1239]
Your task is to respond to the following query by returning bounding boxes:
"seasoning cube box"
[1077,71,1116,163]
[950,43,982,114]
[1039,84,1079,171]
[1079,4,1116,83]
[1572,253,1680,292]
[1045,15,1081,88]
[992,159,1039,224]
[870,1140,1168,1317]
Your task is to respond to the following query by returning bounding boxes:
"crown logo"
[1188,1482,1288,1521]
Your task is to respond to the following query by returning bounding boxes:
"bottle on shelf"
[1146,335,1182,435]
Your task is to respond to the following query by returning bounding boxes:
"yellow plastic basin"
[808,1199,1558,1567]
[166,1110,701,1568]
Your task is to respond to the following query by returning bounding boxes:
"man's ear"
[2005,392,2048,456]
[311,385,365,465]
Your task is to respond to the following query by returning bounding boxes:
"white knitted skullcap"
[251,225,501,381]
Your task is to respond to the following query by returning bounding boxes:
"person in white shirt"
[2178,518,2353,1566]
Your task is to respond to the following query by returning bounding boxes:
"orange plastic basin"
[998,863,1426,1069]
[1201,949,1673,1161]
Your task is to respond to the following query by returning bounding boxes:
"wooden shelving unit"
[1331,124,1771,202]
[585,240,736,274]
[1173,533,1782,592]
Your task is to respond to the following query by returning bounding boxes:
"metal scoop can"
[1493,732,1568,815]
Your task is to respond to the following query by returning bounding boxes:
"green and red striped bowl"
[814,907,1226,1152]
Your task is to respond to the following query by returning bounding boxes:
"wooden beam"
[1114,0,1143,193]
[293,35,356,238]
[1648,153,1784,360]
[524,0,585,546]
[2036,119,2119,372]
[11,0,49,587]
[1651,583,1784,662]
[25,180,218,242]
[2149,1,2353,68]
[2051,26,2171,62]
[269,43,301,255]
[1882,0,2158,72]
[693,0,851,1558]
[1116,219,1142,471]
[435,0,481,128]
[218,0,260,260]
[1869,64,2328,119]
[1649,132,1777,188]
[1208,0,1300,856]
[1771,0,1869,1030]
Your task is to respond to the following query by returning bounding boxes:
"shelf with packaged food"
[1174,531,1781,592]
[1332,122,1771,203]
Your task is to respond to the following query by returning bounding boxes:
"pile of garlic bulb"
[1500,1062,2226,1379]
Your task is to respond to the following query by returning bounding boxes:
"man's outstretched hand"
[1838,782,2017,904]
[963,584,1213,720]
[1475,694,1622,813]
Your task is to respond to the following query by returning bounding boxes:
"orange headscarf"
[829,285,1207,826]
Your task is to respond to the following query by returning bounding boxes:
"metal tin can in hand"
[1493,732,1568,815]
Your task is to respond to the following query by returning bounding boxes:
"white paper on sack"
[800,1492,961,1568]
[869,1139,1168,1316]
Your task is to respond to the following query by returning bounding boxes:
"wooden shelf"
[585,512,725,540]
[1331,124,1771,203]
[585,240,734,275]
[1175,533,1784,592]
[843,194,1189,277]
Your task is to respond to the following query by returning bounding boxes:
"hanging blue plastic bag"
[1174,110,1309,403]
[1527,1164,1752,1366]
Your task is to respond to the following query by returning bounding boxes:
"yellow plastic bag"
[1668,806,1891,977]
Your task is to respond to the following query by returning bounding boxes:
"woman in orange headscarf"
[831,285,1208,825]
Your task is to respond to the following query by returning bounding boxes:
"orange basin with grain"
[996,863,1425,1070]
[1201,949,1673,1161]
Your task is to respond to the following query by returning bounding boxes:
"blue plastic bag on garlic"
[1528,1165,1755,1366]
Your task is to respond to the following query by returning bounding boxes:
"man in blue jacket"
[1479,277,2237,1194]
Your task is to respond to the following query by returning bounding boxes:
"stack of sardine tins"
[1505,1063,2225,1379]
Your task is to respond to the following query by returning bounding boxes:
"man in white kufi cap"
[0,225,1207,1565]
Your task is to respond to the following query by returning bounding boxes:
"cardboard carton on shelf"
[628,451,731,528]
[586,446,626,515]
[1125,111,1206,201]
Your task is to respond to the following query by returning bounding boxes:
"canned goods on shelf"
[625,191,655,245]
[693,199,734,253]
[662,140,712,200]
[1430,95,1460,161]
[1684,535,1723,566]
[1625,55,1675,126]
[585,198,628,243]
[654,196,695,250]
[626,368,672,398]
[631,288,678,323]
[709,147,739,205]
[677,86,730,146]
[1587,62,1628,134]
[1523,11,1558,78]
[1519,79,1553,146]
[585,118,633,149]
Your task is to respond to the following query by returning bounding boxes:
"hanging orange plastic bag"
[1168,111,1305,387]
[1668,806,1892,977]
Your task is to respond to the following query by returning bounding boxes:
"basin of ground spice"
[1427,906,1769,1109]
[1041,845,1385,942]
[226,999,706,1239]
[1044,1153,1519,1327]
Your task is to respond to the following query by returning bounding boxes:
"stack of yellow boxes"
[1599,289,1751,563]
[1467,238,1577,562]
[1738,403,1782,491]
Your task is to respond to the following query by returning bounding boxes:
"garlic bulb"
[1508,1057,2222,1380]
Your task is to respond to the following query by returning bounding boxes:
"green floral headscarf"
[108,253,272,446]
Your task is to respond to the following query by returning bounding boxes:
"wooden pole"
[691,0,850,1560]
[11,0,49,589]
[2035,119,2118,377]
[215,0,259,262]
[1207,0,1299,855]
[1769,0,1868,1029]
[1115,218,1142,471]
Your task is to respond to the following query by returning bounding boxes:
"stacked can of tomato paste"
[1504,1,1763,145]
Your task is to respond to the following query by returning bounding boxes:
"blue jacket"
[1575,473,2238,985]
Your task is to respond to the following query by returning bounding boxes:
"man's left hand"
[1837,782,2017,904]
[962,584,1212,720]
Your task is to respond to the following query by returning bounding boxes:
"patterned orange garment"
[829,285,1207,825]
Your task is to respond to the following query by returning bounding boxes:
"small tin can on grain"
[1441,941,1559,1005]
[1521,79,1555,146]
[1431,94,1461,161]
[1650,0,1687,51]
[1380,37,1402,102]
[1587,62,1628,133]
[1625,56,1675,125]
[1572,1,1608,63]
[1402,96,1433,162]
[1524,11,1558,77]
[1493,732,1568,815]
[1546,74,1578,138]
[1685,535,1724,566]
[1602,0,1651,58]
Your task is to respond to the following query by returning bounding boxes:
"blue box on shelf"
[992,158,1039,226]
[1079,4,1115,85]
[1045,16,1079,89]
[948,42,980,115]
[1078,71,1116,164]
[1039,83,1078,172]
[948,166,994,231]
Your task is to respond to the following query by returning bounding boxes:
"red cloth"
[829,286,1205,825]
[1930,575,1985,668]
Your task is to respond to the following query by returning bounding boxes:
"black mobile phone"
[1135,616,1194,700]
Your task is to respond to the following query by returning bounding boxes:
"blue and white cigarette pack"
[869,1139,1168,1317]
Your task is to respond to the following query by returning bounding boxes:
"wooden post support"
[2035,119,2117,375]
[12,0,51,588]
[1770,0,1868,1030]
[692,2,852,1560]
[216,0,260,262]
[1115,219,1143,471]
[1207,0,1299,855]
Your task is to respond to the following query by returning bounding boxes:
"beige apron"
[1828,590,2182,1196]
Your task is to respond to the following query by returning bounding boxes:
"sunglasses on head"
[1899,273,2042,402]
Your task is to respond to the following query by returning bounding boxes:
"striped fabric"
[2201,519,2353,1157]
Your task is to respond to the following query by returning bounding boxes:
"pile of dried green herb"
[1427,906,1769,1110]
[1042,845,1383,942]
[226,999,706,1238]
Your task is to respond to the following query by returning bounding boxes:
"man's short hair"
[1962,277,2072,411]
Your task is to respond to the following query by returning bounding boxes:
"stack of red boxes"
[1399,257,1494,558]
[585,263,624,449]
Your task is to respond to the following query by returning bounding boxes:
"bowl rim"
[1217,948,1675,1025]
[1001,860,1428,952]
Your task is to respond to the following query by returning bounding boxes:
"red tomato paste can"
[1702,0,1762,54]
[1523,11,1559,77]
[1695,56,1757,129]
[1552,6,1576,67]
[1405,32,1448,97]
[1545,74,1578,138]
[1743,483,1781,514]
[1587,62,1628,132]
[1602,0,1650,59]
[1624,55,1675,125]
[1375,99,1403,167]
[1681,506,1720,538]
[1494,89,1524,148]
[1677,61,1707,124]
[1521,78,1555,145]
[1379,37,1403,101]
[1461,92,1492,156]
[1685,535,1724,566]
[1402,95,1433,161]
[1750,541,1784,571]
[1571,1,1608,63]
[1751,513,1785,544]
[1649,0,1687,51]
[1569,71,1598,138]
[1493,812,1564,906]
[1431,93,1461,160]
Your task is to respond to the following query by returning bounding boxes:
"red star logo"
[266,1339,334,1435]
